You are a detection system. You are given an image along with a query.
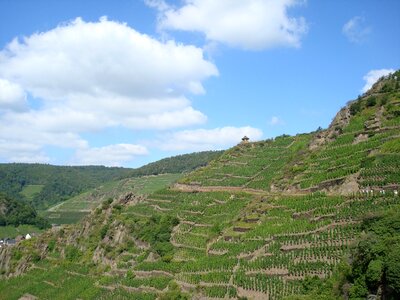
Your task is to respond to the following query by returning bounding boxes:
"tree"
[366,260,383,289]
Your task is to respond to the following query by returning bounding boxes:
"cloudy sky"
[0,0,399,167]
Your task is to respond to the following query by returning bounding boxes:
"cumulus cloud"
[157,126,263,151]
[73,144,148,166]
[269,116,284,126]
[361,69,395,93]
[0,17,217,101]
[342,16,371,43]
[0,78,27,111]
[0,17,218,163]
[0,109,89,163]
[153,0,308,50]
[0,139,49,163]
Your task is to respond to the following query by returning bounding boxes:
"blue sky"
[0,0,399,167]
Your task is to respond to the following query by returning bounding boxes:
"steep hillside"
[44,173,182,225]
[181,71,400,195]
[179,134,312,191]
[0,71,399,300]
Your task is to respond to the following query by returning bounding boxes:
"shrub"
[47,239,56,252]
[366,96,376,107]
[65,245,81,262]
[30,251,41,262]
[366,260,383,289]
[102,198,113,210]
[100,224,109,239]
[350,101,361,115]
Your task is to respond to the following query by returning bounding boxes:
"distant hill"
[130,150,223,177]
[0,151,222,211]
[0,164,133,209]
[44,173,182,225]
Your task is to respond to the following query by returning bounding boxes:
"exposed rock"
[119,193,145,205]
[134,239,150,250]
[233,227,251,232]
[353,133,368,144]
[335,172,360,195]
[19,294,38,300]
[309,105,351,150]
[144,252,159,262]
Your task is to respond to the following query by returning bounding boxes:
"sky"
[0,0,399,168]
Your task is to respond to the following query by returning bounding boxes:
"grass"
[20,185,44,200]
[0,262,103,300]
[44,173,182,224]
[40,211,89,225]
[0,225,42,239]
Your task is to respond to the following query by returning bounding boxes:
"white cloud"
[0,139,49,163]
[157,126,263,151]
[73,144,148,166]
[144,0,169,11]
[0,78,27,111]
[123,107,207,129]
[269,116,284,126]
[342,16,371,43]
[0,17,218,163]
[0,17,217,101]
[154,0,308,50]
[361,69,395,93]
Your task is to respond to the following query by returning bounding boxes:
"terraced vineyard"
[4,187,398,299]
[181,74,400,195]
[180,134,312,191]
[0,72,399,299]
[42,173,182,224]
[130,190,400,299]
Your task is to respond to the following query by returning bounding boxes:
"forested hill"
[0,193,49,229]
[130,150,223,177]
[0,164,133,209]
[0,151,223,210]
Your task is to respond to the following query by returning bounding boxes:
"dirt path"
[173,183,268,195]
[173,183,310,197]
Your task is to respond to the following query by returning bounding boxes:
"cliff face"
[309,104,351,150]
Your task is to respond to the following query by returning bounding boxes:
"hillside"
[129,151,224,177]
[181,72,400,195]
[0,152,222,211]
[0,164,133,210]
[0,193,49,236]
[43,173,182,225]
[0,71,399,300]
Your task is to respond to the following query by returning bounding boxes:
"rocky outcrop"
[309,105,351,150]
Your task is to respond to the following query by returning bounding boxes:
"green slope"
[129,150,223,177]
[180,134,312,190]
[0,151,222,211]
[0,193,49,228]
[0,164,133,209]
[182,71,400,194]
[1,71,399,300]
[43,173,182,225]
